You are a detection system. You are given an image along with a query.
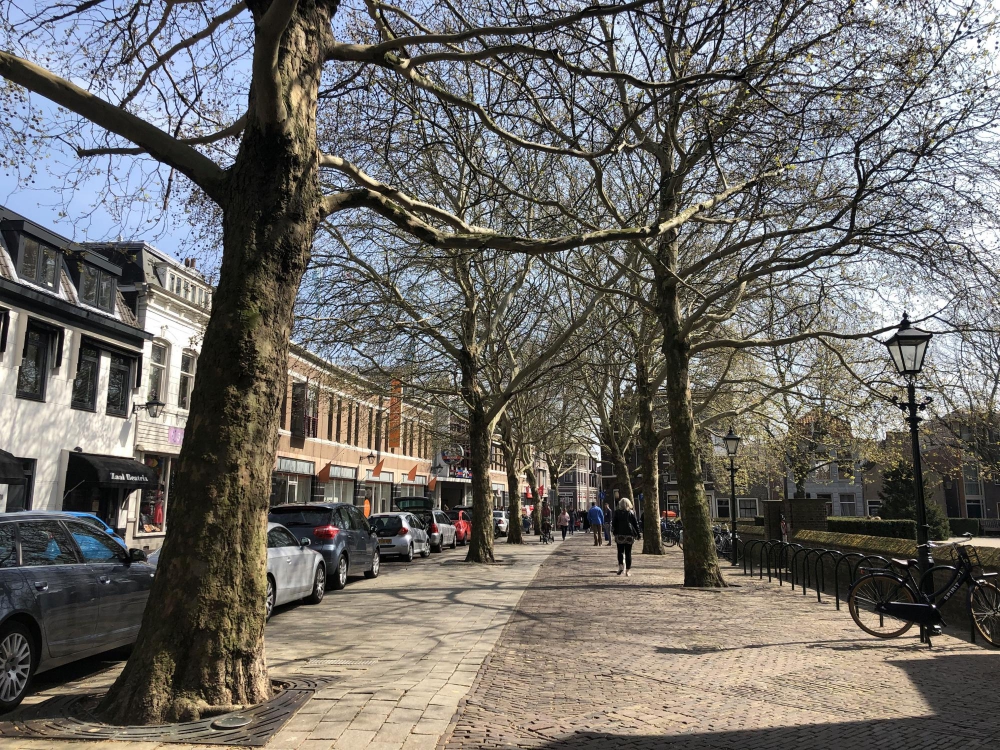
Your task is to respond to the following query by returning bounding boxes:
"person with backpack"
[612,497,641,576]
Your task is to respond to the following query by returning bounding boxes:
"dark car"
[268,503,379,589]
[397,498,457,552]
[0,512,154,711]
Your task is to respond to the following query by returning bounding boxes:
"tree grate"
[305,658,379,666]
[0,677,341,746]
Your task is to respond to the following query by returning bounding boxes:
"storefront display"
[137,454,174,534]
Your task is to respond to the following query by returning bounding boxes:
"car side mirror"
[128,548,148,563]
[300,538,311,547]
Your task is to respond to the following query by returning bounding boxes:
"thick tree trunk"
[465,391,496,563]
[528,465,543,535]
[656,277,725,587]
[636,357,664,554]
[500,418,523,544]
[98,0,333,724]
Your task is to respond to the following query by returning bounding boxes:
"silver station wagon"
[0,512,154,710]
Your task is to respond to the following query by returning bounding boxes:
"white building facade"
[0,206,156,536]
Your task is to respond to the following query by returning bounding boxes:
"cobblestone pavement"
[444,535,1000,750]
[3,537,558,750]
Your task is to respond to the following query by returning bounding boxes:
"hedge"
[948,518,980,537]
[826,517,917,539]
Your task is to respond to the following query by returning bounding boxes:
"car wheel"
[0,621,35,711]
[365,551,380,579]
[306,565,326,604]
[420,541,430,558]
[331,555,348,590]
[265,576,276,621]
[450,534,457,549]
[404,543,414,562]
[431,543,441,553]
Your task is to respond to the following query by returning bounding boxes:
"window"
[838,493,857,517]
[836,452,854,482]
[148,342,167,403]
[346,402,354,445]
[137,454,171,534]
[335,399,343,442]
[71,345,100,410]
[16,325,51,400]
[266,527,299,548]
[963,463,982,498]
[18,521,78,566]
[327,396,335,440]
[79,264,115,312]
[66,522,123,561]
[817,493,833,517]
[178,351,196,409]
[106,354,132,416]
[323,478,355,504]
[811,455,831,481]
[738,498,758,518]
[866,499,882,516]
[3,458,34,513]
[715,496,730,519]
[17,237,58,289]
[367,407,374,449]
[0,524,16,568]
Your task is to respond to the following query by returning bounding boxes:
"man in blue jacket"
[587,501,605,546]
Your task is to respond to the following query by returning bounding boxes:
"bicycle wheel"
[848,573,916,638]
[662,533,678,548]
[969,580,1000,646]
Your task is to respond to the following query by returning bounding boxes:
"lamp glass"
[723,428,741,457]
[885,316,932,376]
[146,400,165,419]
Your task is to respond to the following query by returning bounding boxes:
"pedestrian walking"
[613,497,641,576]
[558,508,570,540]
[522,513,531,535]
[587,501,605,546]
[603,503,613,546]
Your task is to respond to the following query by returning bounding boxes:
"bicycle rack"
[833,553,867,610]
[813,549,842,603]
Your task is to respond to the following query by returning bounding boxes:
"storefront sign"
[110,472,151,484]
[168,427,185,446]
[441,445,465,465]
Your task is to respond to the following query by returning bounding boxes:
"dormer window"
[17,237,59,290]
[79,263,115,312]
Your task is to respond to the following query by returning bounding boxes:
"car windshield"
[370,516,403,534]
[493,512,504,518]
[446,510,461,521]
[268,506,332,526]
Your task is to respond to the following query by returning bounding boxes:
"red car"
[446,509,473,545]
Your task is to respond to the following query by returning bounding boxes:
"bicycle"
[661,521,681,548]
[847,534,1000,646]
[713,525,735,558]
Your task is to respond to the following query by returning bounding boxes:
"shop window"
[322,478,355,504]
[106,354,132,417]
[71,345,100,411]
[16,325,51,401]
[137,455,171,534]
[148,342,168,403]
[178,350,196,409]
[2,458,35,512]
[17,236,59,290]
[79,263,115,312]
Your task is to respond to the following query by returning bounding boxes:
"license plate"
[379,539,393,545]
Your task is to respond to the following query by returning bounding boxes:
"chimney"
[188,258,196,270]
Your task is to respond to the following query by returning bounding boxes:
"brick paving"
[443,534,1000,749]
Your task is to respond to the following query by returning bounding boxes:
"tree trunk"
[464,387,496,563]
[527,465,543,535]
[656,277,725,587]
[636,356,664,554]
[500,418,523,544]
[98,0,333,724]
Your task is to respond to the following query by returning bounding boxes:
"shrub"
[948,518,980,537]
[827,517,917,539]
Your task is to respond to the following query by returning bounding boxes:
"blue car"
[63,512,125,547]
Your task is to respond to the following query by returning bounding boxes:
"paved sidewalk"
[4,537,558,750]
[444,535,1000,749]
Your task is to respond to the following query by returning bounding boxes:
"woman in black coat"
[612,497,641,576]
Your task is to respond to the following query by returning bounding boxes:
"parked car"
[62,512,125,547]
[265,522,326,620]
[446,508,473,545]
[268,503,380,589]
[493,510,509,536]
[0,512,154,711]
[369,512,431,561]
[397,499,457,552]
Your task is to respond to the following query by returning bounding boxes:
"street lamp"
[884,312,934,599]
[723,427,740,565]
[131,399,165,419]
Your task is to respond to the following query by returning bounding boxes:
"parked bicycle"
[713,525,736,558]
[661,521,681,548]
[847,534,1000,646]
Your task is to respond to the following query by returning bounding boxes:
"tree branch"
[78,113,248,156]
[252,0,297,125]
[0,51,227,203]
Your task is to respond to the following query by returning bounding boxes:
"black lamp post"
[723,427,741,565]
[884,312,934,596]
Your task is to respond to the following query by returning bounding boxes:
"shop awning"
[67,453,158,489]
[0,450,25,485]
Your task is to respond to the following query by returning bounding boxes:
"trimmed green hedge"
[826,517,917,539]
[948,518,980,537]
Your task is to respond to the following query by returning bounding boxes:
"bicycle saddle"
[891,558,919,568]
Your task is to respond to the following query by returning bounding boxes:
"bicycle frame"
[868,547,978,628]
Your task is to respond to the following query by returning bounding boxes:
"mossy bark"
[98,0,335,724]
[500,419,524,544]
[465,394,496,563]
[636,355,665,554]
